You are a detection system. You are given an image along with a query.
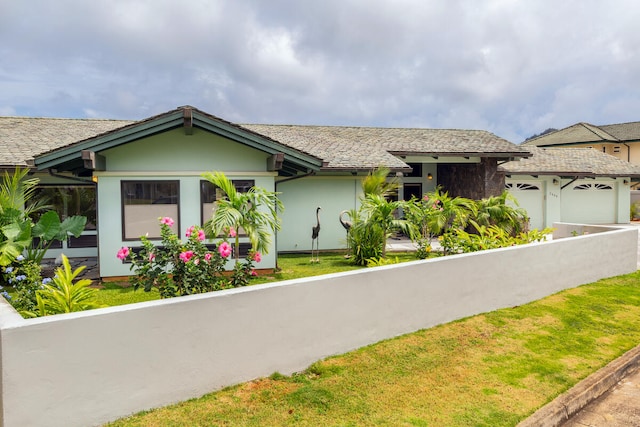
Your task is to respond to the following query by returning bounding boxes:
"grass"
[104,270,640,427]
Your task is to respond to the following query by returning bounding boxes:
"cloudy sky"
[1,1,639,142]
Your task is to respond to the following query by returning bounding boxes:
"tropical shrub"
[1,254,44,312]
[22,254,103,318]
[121,218,260,298]
[439,220,553,254]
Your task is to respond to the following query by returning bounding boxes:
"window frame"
[121,180,180,241]
[30,184,97,230]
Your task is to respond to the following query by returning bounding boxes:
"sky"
[1,0,639,143]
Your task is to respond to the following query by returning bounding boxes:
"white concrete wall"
[0,224,636,427]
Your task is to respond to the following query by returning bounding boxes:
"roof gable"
[32,107,323,175]
[523,123,617,147]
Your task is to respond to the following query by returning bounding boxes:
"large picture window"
[200,179,254,230]
[31,185,97,230]
[122,181,179,240]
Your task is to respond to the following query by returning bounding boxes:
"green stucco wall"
[276,176,363,253]
[102,128,268,172]
[95,130,277,277]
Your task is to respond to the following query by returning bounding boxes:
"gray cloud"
[1,0,639,142]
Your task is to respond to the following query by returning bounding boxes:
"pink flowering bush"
[120,218,258,298]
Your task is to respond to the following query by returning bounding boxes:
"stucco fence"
[0,223,637,427]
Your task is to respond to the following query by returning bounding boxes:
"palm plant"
[425,187,476,236]
[361,166,399,197]
[473,191,528,235]
[202,171,283,260]
[361,194,417,258]
[347,167,417,264]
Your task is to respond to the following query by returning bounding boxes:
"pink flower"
[229,227,237,238]
[423,195,429,201]
[250,269,257,276]
[160,217,174,227]
[194,258,200,265]
[179,250,194,262]
[148,253,156,262]
[197,229,206,241]
[252,251,262,263]
[185,225,195,237]
[116,247,129,260]
[218,242,232,258]
[204,253,212,262]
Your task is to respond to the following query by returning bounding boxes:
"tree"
[202,171,283,260]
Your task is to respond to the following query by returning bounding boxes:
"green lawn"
[104,270,640,427]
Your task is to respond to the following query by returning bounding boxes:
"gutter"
[48,168,96,185]
[274,171,316,188]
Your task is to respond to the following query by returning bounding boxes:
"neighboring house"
[523,120,640,165]
[501,147,640,229]
[0,106,637,277]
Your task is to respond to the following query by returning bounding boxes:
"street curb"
[517,344,640,427]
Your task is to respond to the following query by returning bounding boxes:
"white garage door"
[561,182,616,224]
[506,182,544,230]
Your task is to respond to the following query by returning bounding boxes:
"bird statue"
[339,210,352,258]
[311,206,321,263]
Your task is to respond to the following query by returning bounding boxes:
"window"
[200,179,254,230]
[31,185,97,230]
[403,183,423,200]
[505,183,540,191]
[406,163,423,178]
[574,183,613,190]
[121,181,179,240]
[614,146,621,153]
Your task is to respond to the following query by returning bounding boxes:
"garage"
[560,181,617,224]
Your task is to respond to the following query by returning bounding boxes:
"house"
[1,106,637,277]
[523,121,640,165]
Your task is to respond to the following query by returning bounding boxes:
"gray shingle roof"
[500,147,640,177]
[242,124,528,170]
[1,111,528,171]
[523,121,640,146]
[0,117,133,166]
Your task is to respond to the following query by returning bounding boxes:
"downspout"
[623,143,631,162]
